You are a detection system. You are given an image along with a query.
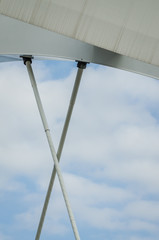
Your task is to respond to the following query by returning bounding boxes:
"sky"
[0,59,159,240]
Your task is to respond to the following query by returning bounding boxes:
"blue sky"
[0,59,159,240]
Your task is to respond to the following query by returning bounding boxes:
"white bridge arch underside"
[1,13,159,80]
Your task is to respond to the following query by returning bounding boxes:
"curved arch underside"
[1,0,159,79]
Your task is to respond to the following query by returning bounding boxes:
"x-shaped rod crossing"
[22,57,87,240]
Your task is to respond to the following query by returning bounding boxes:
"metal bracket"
[20,55,33,65]
[76,60,88,69]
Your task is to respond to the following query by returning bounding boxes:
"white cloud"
[125,200,159,221]
[64,173,134,206]
[0,62,159,239]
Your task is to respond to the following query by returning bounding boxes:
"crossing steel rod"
[35,61,87,240]
[22,57,85,240]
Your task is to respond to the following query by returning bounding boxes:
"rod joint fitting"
[45,128,50,132]
[20,55,33,65]
[76,61,88,69]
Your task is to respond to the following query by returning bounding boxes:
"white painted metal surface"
[1,14,159,79]
[1,0,159,67]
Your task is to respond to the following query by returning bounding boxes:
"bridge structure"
[0,1,159,239]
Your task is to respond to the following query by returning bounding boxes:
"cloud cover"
[0,60,159,239]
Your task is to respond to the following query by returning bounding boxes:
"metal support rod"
[23,57,83,240]
[35,61,87,240]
